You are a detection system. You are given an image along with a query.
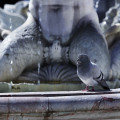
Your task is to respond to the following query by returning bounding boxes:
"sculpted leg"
[110,40,120,79]
[69,20,110,79]
[0,14,44,82]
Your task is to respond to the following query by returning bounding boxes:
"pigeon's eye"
[77,60,81,64]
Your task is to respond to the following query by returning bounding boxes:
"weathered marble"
[0,0,110,82]
[101,1,120,80]
[0,8,26,31]
[4,1,29,18]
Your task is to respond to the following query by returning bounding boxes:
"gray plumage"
[77,54,110,90]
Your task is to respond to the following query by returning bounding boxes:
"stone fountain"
[0,0,110,86]
[0,0,120,119]
[0,0,119,90]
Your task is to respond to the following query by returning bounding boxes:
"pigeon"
[77,54,110,91]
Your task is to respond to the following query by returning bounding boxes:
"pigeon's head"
[77,54,90,66]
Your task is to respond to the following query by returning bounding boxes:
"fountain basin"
[0,0,119,119]
[0,89,120,119]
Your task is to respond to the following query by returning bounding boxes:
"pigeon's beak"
[77,59,82,65]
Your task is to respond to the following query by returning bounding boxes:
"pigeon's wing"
[96,79,110,90]
[91,63,110,90]
[91,63,103,81]
[93,71,104,81]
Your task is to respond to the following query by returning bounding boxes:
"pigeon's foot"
[89,86,95,91]
[82,86,95,92]
[82,86,89,91]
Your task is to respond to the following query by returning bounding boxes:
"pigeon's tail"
[97,79,110,91]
